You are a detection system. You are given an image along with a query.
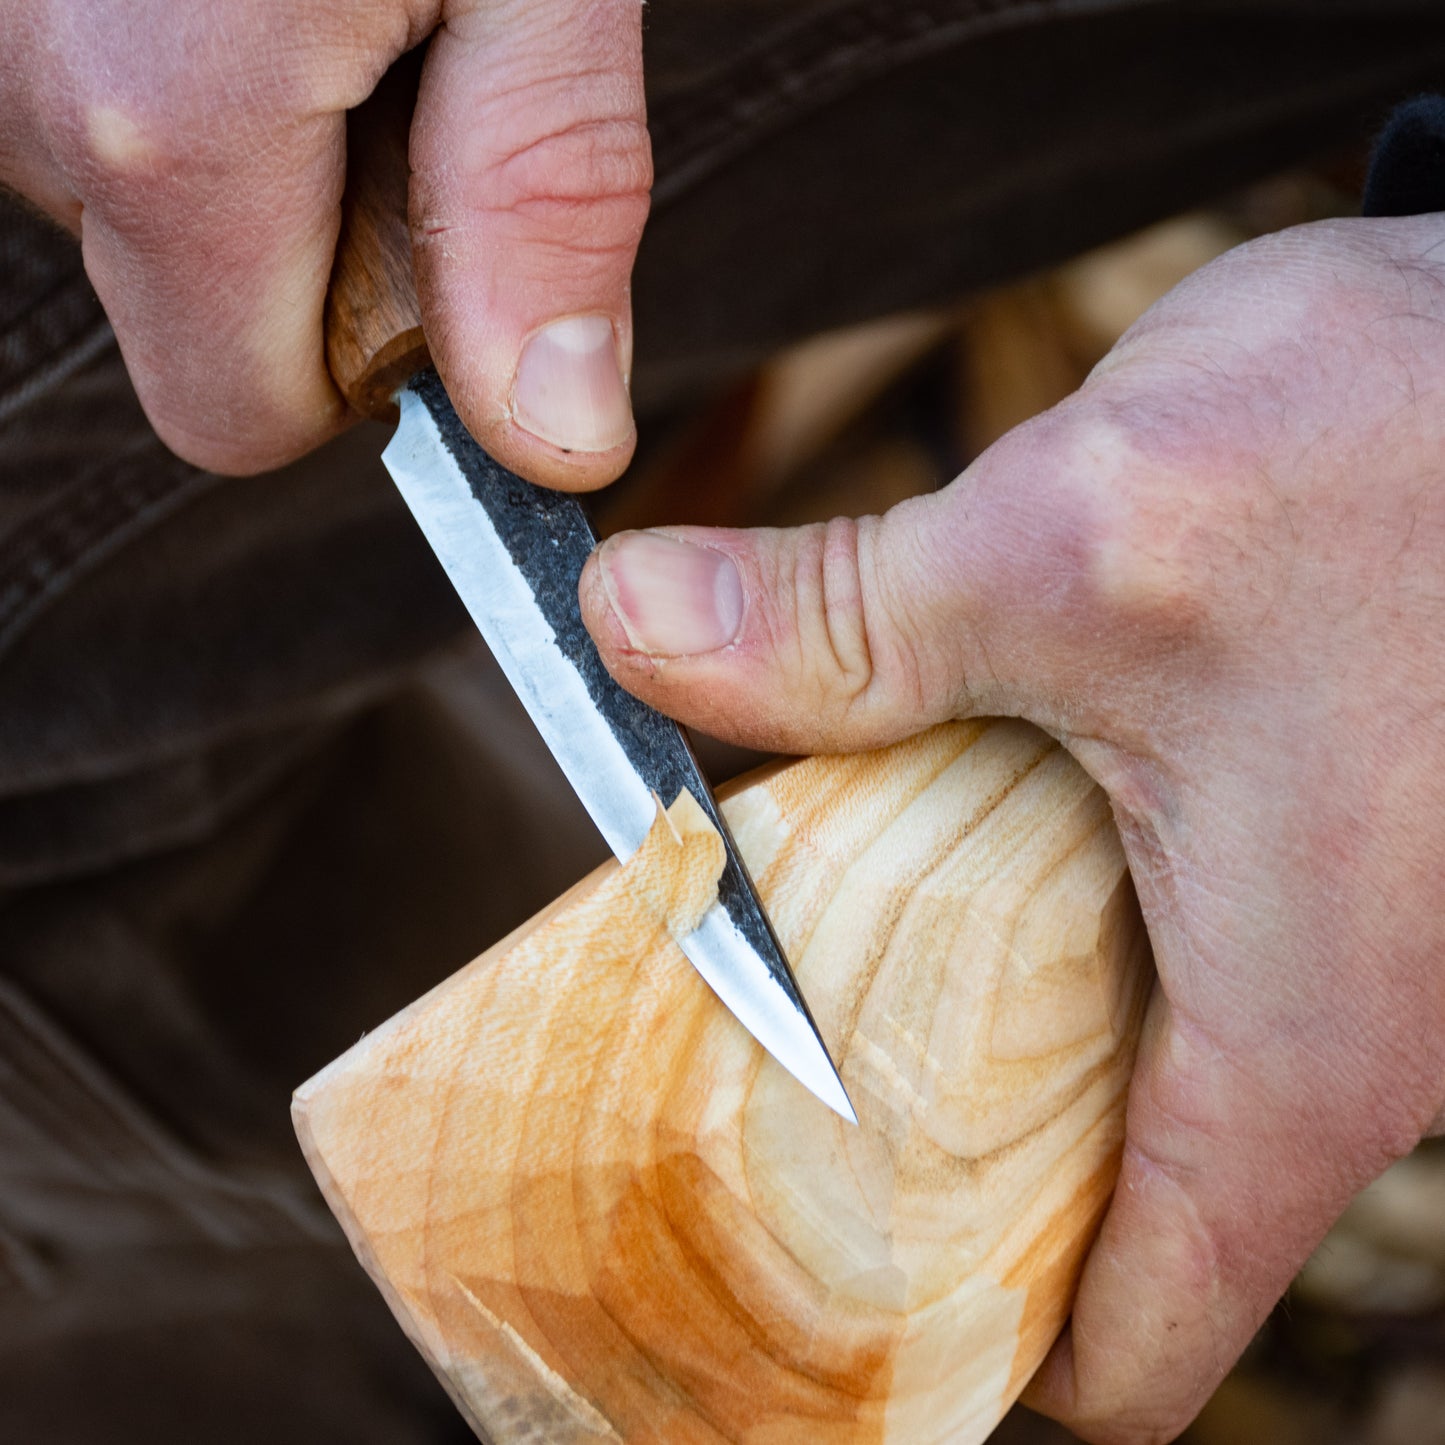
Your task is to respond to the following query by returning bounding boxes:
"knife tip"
[830,1085,860,1128]
[791,1047,859,1126]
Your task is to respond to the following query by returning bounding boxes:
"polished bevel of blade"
[383,387,656,863]
[381,374,855,1123]
[681,908,857,1123]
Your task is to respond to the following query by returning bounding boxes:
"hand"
[579,215,1445,1443]
[0,1,648,484]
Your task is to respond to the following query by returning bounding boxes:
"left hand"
[579,215,1445,1443]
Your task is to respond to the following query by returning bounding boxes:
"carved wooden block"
[294,719,1152,1443]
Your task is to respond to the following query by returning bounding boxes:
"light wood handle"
[325,48,429,418]
[294,720,1154,1444]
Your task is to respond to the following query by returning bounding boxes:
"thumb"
[579,408,1118,752]
[410,0,650,491]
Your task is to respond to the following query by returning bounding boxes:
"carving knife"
[324,60,855,1123]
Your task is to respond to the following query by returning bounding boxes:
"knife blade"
[323,57,855,1122]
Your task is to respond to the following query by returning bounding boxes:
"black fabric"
[1363,93,1445,217]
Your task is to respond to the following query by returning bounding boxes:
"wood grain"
[325,48,429,419]
[294,719,1153,1443]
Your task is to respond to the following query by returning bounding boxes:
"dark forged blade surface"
[383,369,855,1122]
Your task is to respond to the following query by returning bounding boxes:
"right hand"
[0,1,650,485]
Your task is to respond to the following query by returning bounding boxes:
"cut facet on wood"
[294,719,1153,1444]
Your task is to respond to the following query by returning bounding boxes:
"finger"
[411,0,650,491]
[578,404,1152,753]
[580,508,974,753]
[54,17,371,475]
[1021,989,1434,1444]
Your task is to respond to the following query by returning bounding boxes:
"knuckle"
[819,515,877,702]
[43,71,182,196]
[1049,399,1221,650]
[480,114,653,251]
[39,15,294,208]
[779,516,929,743]
[75,101,162,180]
[951,399,1223,715]
[777,518,873,725]
[492,115,653,207]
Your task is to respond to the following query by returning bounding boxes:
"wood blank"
[295,719,1152,1443]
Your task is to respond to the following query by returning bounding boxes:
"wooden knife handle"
[325,48,429,419]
